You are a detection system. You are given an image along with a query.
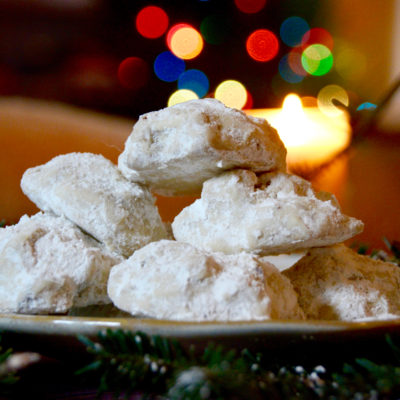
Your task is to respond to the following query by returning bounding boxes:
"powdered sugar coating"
[118,98,286,196]
[21,152,167,257]
[107,240,304,321]
[283,244,400,321]
[0,213,122,314]
[172,170,363,255]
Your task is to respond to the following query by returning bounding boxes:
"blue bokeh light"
[280,16,310,47]
[357,102,377,111]
[178,69,209,98]
[279,54,304,83]
[154,51,186,82]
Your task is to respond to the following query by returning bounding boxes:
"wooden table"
[311,134,400,250]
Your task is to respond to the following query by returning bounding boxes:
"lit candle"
[246,93,351,169]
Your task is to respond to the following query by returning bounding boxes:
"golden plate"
[2,313,400,362]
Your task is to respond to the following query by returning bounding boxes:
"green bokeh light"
[301,44,333,76]
[200,14,231,45]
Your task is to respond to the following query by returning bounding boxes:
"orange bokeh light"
[301,96,318,107]
[166,23,191,47]
[167,24,204,60]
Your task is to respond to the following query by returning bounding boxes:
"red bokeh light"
[242,90,254,109]
[302,28,334,50]
[288,48,307,76]
[246,29,279,62]
[136,6,169,39]
[234,0,266,14]
[117,57,149,90]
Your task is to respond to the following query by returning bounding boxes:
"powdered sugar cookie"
[21,152,167,257]
[172,170,363,255]
[118,98,286,196]
[283,244,400,321]
[107,240,304,321]
[0,213,122,314]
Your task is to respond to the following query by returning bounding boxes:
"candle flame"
[273,94,316,147]
[245,93,351,166]
[282,93,303,112]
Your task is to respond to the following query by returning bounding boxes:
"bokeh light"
[243,90,254,109]
[357,102,377,111]
[302,27,334,50]
[234,0,266,14]
[178,69,209,98]
[301,44,333,76]
[117,57,149,89]
[280,16,310,47]
[167,24,204,60]
[167,23,191,46]
[301,96,318,107]
[63,54,119,100]
[279,54,304,83]
[168,89,199,106]
[154,51,185,82]
[335,44,367,82]
[246,29,279,62]
[287,48,307,76]
[200,14,231,45]
[136,6,169,39]
[214,79,247,109]
[317,84,349,117]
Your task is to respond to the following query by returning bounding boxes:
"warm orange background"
[0,98,197,224]
[1,97,399,250]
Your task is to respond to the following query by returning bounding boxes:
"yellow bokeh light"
[168,89,199,107]
[169,27,204,60]
[335,41,367,82]
[214,80,247,109]
[317,84,349,117]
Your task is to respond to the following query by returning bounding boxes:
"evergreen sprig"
[76,329,189,396]
[0,336,19,395]
[77,330,400,399]
[354,238,400,266]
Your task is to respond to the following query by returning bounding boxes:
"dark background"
[0,0,344,118]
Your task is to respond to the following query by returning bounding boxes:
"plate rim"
[2,313,400,338]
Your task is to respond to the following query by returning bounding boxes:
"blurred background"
[0,0,398,121]
[0,0,399,249]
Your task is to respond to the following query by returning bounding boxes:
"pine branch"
[0,336,19,396]
[76,329,190,397]
[77,329,400,399]
[353,238,400,266]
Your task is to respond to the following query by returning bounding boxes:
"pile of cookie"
[1,98,400,321]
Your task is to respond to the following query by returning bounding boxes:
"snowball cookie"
[172,170,363,255]
[283,244,400,321]
[118,98,287,196]
[108,240,304,321]
[21,152,167,257]
[0,213,123,314]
